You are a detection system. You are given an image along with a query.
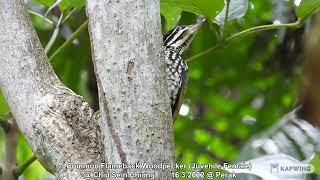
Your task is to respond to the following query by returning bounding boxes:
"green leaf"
[215,0,249,25]
[0,92,9,115]
[60,0,86,10]
[311,154,320,175]
[70,0,86,9]
[161,0,224,20]
[29,11,54,30]
[194,130,211,145]
[296,0,320,20]
[35,0,85,11]
[161,4,182,30]
[35,0,55,7]
[59,0,72,10]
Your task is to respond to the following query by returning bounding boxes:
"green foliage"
[34,0,54,7]
[215,0,249,25]
[35,0,86,10]
[70,0,86,9]
[161,0,224,20]
[160,4,181,30]
[29,11,53,30]
[0,91,9,115]
[296,0,320,19]
[311,154,320,176]
[1,0,319,179]
[58,0,86,10]
[168,0,303,173]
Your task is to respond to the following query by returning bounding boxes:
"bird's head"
[163,18,205,54]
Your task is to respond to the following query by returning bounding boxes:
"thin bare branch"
[14,155,37,176]
[2,113,18,180]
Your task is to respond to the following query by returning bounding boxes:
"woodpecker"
[163,19,205,121]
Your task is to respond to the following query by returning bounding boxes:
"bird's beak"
[188,18,206,34]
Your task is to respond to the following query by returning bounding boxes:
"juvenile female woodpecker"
[163,19,205,121]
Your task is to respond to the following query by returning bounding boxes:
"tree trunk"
[0,0,175,179]
[0,0,100,179]
[87,0,175,178]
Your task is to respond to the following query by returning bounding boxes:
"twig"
[3,113,18,180]
[44,0,63,18]
[186,44,223,62]
[14,155,37,176]
[1,115,37,177]
[225,19,302,41]
[187,19,303,62]
[28,10,53,25]
[62,8,77,24]
[49,19,88,62]
[45,13,64,54]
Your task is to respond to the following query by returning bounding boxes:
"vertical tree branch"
[3,114,18,180]
[1,0,177,179]
[0,1,100,179]
[87,0,175,179]
[298,15,320,127]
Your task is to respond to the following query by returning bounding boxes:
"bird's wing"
[172,67,188,122]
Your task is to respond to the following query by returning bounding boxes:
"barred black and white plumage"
[163,19,205,121]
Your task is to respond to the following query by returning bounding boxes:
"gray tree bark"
[0,0,100,179]
[3,114,18,180]
[0,0,175,179]
[87,0,175,179]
